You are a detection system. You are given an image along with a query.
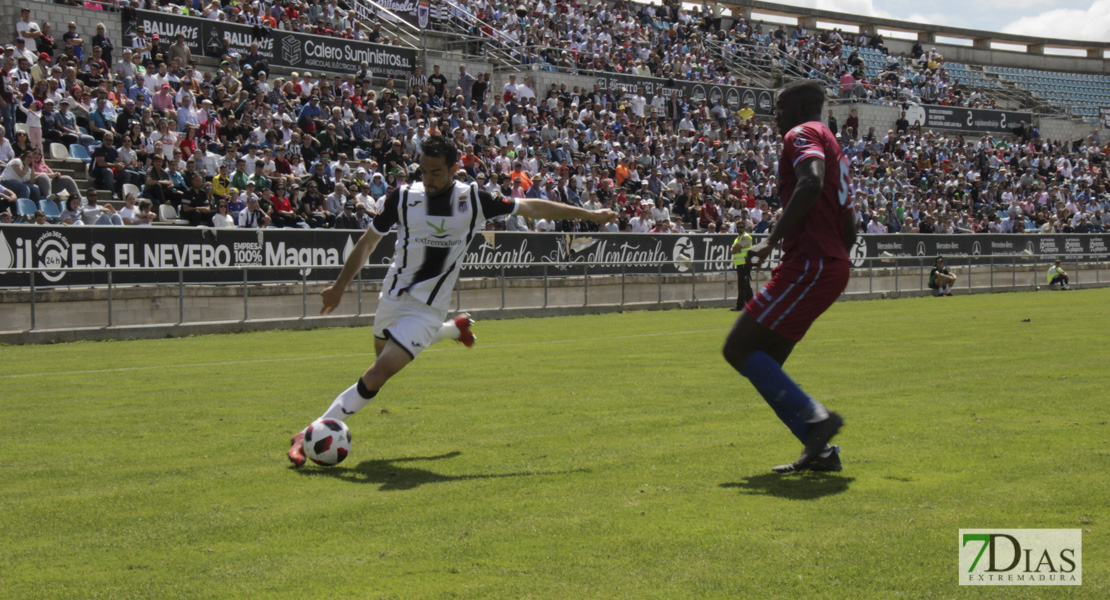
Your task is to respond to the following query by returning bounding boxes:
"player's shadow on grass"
[719,473,855,500]
[297,451,588,491]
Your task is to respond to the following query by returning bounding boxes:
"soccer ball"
[303,419,352,466]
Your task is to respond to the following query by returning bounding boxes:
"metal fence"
[2,253,1106,338]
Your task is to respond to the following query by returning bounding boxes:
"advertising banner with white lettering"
[903,104,1033,134]
[1101,107,1110,129]
[353,0,447,30]
[594,72,775,115]
[3,227,1107,288]
[0,228,741,287]
[0,227,351,287]
[125,10,416,78]
[851,234,1109,267]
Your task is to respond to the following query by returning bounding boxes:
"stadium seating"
[122,184,141,201]
[39,199,62,223]
[50,143,71,160]
[945,63,999,91]
[69,144,92,164]
[15,198,38,222]
[987,66,1110,120]
[157,204,188,226]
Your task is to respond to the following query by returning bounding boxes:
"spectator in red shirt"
[699,191,721,230]
[267,185,302,228]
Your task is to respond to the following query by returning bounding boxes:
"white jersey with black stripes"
[371,181,517,312]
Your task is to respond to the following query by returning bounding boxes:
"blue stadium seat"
[39,199,61,222]
[70,144,92,164]
[16,198,37,221]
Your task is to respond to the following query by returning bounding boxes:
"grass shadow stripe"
[296,451,591,491]
[719,473,856,500]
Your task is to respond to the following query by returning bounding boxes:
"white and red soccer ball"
[303,419,352,466]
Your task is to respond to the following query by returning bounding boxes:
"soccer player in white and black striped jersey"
[288,136,617,466]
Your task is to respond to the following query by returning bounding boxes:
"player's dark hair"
[421,135,458,166]
[779,79,825,116]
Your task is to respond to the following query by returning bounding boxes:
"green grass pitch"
[2,289,1107,599]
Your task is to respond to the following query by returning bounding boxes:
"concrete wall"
[4,262,1108,344]
[828,103,900,138]
[420,54,493,96]
[2,272,736,333]
[16,1,123,55]
[824,102,1105,143]
[1037,117,1104,144]
[0,0,16,42]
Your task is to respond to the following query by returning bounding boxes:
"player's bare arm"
[726,80,847,474]
[842,208,857,252]
[515,198,618,225]
[749,157,825,265]
[320,228,383,314]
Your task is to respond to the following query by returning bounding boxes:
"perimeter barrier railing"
[2,253,1106,335]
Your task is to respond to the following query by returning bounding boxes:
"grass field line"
[0,328,732,379]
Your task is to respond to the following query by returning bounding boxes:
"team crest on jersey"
[458,198,469,213]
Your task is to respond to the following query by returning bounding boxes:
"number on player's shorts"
[836,156,851,207]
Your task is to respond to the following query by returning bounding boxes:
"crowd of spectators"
[710,19,1002,109]
[1,4,1107,235]
[57,0,407,46]
[62,0,1012,109]
[835,113,1109,234]
[98,0,1013,115]
[456,0,744,87]
[454,0,999,111]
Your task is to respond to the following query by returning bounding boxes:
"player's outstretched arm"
[321,228,383,314]
[750,157,825,265]
[515,198,618,226]
[841,208,857,252]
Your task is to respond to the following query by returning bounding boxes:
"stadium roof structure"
[718,0,1110,58]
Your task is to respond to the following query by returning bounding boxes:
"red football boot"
[453,313,476,348]
[287,431,306,467]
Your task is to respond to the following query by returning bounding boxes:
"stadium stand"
[988,67,1110,121]
[0,0,1105,235]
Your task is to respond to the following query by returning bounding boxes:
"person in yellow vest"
[737,101,755,125]
[1047,260,1071,290]
[210,163,232,202]
[731,219,754,310]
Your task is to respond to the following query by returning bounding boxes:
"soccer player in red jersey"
[722,80,857,473]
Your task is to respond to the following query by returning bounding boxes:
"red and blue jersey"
[777,121,853,263]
